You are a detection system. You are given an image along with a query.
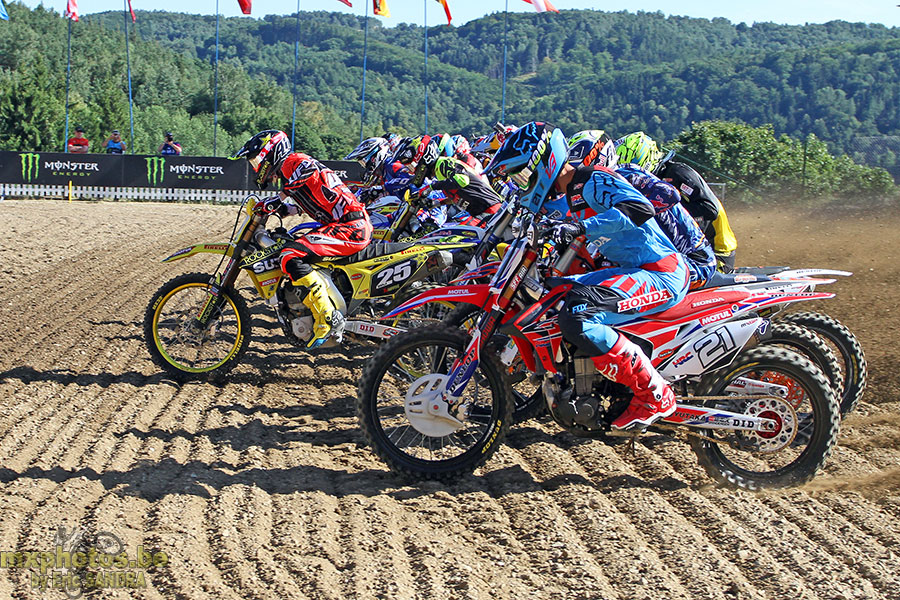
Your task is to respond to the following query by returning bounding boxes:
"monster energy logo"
[20,153,39,182]
[145,157,166,186]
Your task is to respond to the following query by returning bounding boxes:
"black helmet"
[346,137,390,186]
[232,130,291,190]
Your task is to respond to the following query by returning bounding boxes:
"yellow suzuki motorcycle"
[143,194,472,381]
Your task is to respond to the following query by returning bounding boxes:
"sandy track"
[1,199,899,599]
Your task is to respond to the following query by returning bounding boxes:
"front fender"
[383,284,492,319]
[162,243,235,263]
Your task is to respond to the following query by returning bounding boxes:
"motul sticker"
[733,274,757,283]
[260,277,279,286]
[617,289,673,312]
[700,308,733,325]
[679,183,695,196]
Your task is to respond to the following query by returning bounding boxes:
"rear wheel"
[763,322,843,406]
[356,325,512,481]
[689,346,840,490]
[780,311,866,415]
[144,272,251,381]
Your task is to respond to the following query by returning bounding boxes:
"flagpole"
[123,0,135,153]
[501,0,508,124]
[213,0,220,156]
[359,0,369,144]
[423,0,428,134]
[291,0,301,150]
[64,18,72,152]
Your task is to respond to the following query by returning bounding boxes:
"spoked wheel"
[356,325,512,481]
[780,311,867,416]
[763,322,843,405]
[444,303,546,424]
[144,272,251,381]
[689,346,840,490]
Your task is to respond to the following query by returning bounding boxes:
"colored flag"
[373,0,389,17]
[435,0,451,24]
[237,0,251,14]
[0,0,8,21]
[523,0,558,13]
[64,0,78,21]
[127,0,136,22]
[336,0,352,6]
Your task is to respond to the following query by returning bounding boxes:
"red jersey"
[68,137,89,151]
[279,153,366,225]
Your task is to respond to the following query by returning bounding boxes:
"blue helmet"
[484,121,568,214]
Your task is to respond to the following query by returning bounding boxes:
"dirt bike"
[446,245,862,419]
[357,210,841,490]
[143,194,473,381]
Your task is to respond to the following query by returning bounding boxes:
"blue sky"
[12,0,900,27]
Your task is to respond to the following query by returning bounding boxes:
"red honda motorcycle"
[356,210,841,490]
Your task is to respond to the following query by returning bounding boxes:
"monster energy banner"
[121,155,248,189]
[6,152,123,186]
[0,152,364,189]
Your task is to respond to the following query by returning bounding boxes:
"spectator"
[67,127,90,154]
[103,130,126,155]
[158,132,182,156]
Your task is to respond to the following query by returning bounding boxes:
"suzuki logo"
[19,153,39,182]
[145,157,166,186]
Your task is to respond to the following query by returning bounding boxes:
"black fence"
[0,152,364,188]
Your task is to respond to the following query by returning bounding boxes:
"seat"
[647,289,752,322]
[326,242,417,264]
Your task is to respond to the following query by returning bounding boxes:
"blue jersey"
[104,139,125,154]
[617,164,716,286]
[564,166,678,269]
[382,161,414,196]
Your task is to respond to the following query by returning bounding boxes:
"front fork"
[195,215,260,327]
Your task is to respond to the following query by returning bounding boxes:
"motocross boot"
[592,334,676,431]
[292,271,344,349]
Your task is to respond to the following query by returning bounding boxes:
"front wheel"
[356,325,512,481]
[689,346,840,490]
[444,303,546,424]
[144,272,252,381]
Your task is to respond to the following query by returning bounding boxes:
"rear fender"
[382,284,492,319]
[162,243,234,263]
[735,290,835,314]
[770,268,852,280]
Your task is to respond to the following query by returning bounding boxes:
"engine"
[543,357,632,433]
[275,272,347,349]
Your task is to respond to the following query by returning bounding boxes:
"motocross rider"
[382,135,429,197]
[345,136,392,204]
[613,132,718,289]
[565,130,717,289]
[485,122,690,431]
[650,146,739,273]
[411,134,504,225]
[232,130,373,348]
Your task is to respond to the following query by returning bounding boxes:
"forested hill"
[1,2,899,166]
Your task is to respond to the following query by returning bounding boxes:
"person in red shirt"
[232,130,373,348]
[67,126,90,154]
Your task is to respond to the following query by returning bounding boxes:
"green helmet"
[614,131,662,171]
